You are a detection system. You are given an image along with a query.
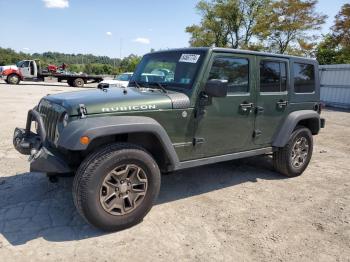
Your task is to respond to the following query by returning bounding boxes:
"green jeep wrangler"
[13,48,325,231]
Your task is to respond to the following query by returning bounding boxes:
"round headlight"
[62,113,69,127]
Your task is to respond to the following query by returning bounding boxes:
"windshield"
[130,50,206,89]
[16,61,25,67]
[115,73,132,81]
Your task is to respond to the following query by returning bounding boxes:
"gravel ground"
[0,81,349,262]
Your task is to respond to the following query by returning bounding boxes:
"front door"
[19,60,32,78]
[254,57,289,145]
[193,53,256,158]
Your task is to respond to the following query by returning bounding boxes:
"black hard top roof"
[148,47,316,62]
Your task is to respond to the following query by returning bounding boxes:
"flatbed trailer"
[0,60,103,87]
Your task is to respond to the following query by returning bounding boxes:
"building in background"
[319,64,350,109]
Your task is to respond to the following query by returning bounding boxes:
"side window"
[260,61,287,92]
[293,63,315,93]
[22,61,30,68]
[208,57,249,93]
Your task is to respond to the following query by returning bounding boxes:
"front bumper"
[13,109,72,174]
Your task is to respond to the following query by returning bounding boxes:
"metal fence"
[319,64,350,109]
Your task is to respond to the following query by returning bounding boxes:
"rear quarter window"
[293,63,315,93]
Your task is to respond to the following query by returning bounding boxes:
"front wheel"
[273,127,313,177]
[7,74,20,85]
[73,143,161,231]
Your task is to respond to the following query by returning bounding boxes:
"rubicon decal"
[102,104,157,112]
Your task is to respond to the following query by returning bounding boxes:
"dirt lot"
[0,81,349,262]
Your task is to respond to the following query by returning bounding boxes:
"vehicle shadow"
[0,155,284,246]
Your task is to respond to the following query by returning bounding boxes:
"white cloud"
[106,32,112,36]
[22,47,30,51]
[133,37,151,44]
[42,0,69,9]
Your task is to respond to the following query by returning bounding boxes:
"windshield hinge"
[79,104,87,118]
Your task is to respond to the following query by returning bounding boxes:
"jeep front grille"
[38,100,62,143]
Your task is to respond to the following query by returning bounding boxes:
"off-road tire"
[73,143,161,231]
[273,127,313,177]
[7,74,20,85]
[73,78,84,87]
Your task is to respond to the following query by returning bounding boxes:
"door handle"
[240,102,254,112]
[277,100,288,108]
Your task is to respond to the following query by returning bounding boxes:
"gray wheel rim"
[9,75,18,84]
[100,164,148,216]
[291,137,309,169]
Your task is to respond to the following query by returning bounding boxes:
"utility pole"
[120,38,123,60]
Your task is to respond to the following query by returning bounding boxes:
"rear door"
[254,57,289,145]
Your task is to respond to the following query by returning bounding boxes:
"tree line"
[0,48,142,75]
[186,0,350,64]
[0,1,348,70]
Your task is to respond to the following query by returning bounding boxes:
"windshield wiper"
[147,82,168,93]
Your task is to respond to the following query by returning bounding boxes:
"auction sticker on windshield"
[179,54,201,63]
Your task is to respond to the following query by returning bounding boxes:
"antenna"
[120,38,123,59]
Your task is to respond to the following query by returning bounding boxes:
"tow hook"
[28,148,42,162]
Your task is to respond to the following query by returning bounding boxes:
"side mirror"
[204,79,228,97]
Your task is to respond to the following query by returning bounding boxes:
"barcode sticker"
[179,54,201,63]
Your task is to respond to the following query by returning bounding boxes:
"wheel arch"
[58,116,180,171]
[272,110,321,148]
[3,68,21,78]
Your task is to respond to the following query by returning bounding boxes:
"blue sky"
[0,0,348,58]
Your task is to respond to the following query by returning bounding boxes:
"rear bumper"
[13,109,72,174]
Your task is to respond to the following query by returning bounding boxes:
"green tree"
[331,3,350,48]
[119,55,142,73]
[0,48,30,65]
[0,47,128,75]
[255,0,327,54]
[186,0,269,49]
[316,4,350,64]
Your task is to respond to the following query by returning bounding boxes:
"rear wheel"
[7,74,20,85]
[73,78,84,87]
[73,143,161,231]
[273,127,313,177]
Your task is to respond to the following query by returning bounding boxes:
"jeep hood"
[42,87,190,116]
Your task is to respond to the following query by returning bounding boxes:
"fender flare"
[57,116,180,169]
[272,110,321,147]
[3,69,22,79]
